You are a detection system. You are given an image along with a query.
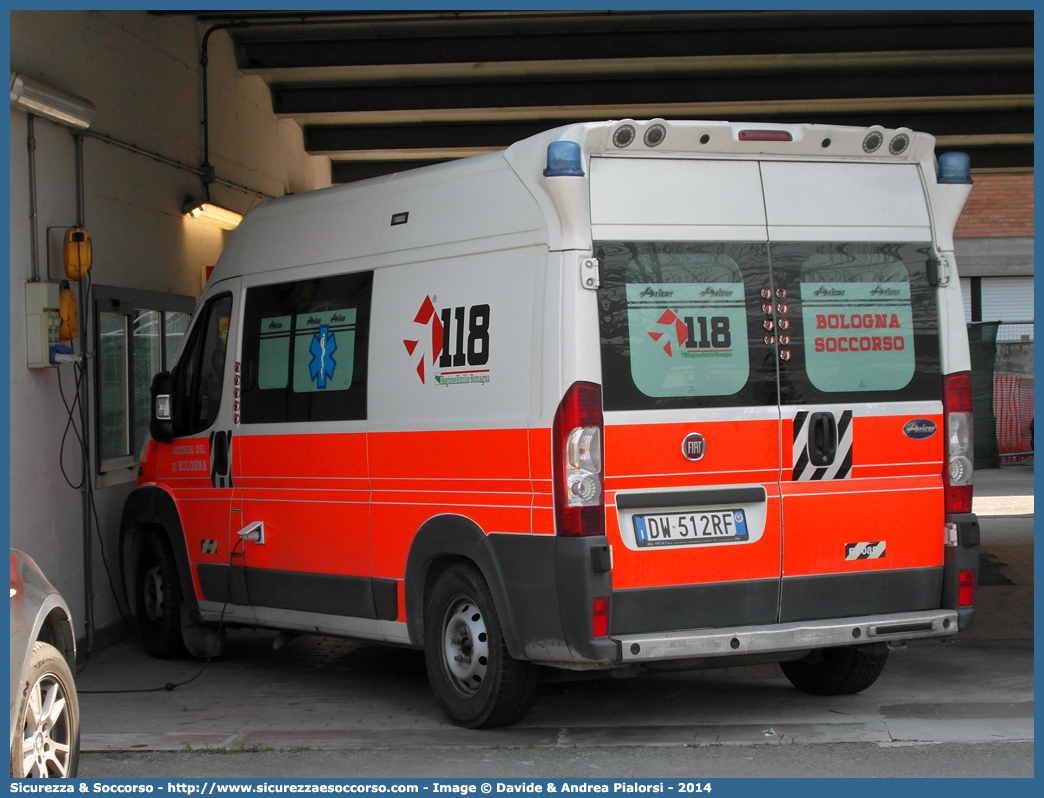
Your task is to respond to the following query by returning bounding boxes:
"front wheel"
[424,563,538,729]
[135,529,189,658]
[11,642,80,778]
[780,646,889,696]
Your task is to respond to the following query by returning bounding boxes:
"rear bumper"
[615,608,959,663]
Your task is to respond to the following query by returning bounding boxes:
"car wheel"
[780,646,889,696]
[135,529,189,658]
[424,563,538,729]
[11,641,80,778]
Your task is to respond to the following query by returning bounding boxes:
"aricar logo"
[308,324,337,389]
[403,296,491,385]
[903,418,937,439]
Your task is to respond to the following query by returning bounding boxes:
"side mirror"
[149,371,174,443]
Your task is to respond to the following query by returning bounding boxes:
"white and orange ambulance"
[121,119,981,728]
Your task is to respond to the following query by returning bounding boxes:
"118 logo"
[404,296,491,383]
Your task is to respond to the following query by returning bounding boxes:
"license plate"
[633,509,748,548]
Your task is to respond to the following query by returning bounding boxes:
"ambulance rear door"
[593,157,784,636]
[761,161,947,622]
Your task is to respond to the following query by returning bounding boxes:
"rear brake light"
[958,569,975,606]
[592,597,610,637]
[738,129,793,142]
[942,371,974,514]
[553,382,604,537]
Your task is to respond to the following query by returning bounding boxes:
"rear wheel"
[424,563,538,728]
[780,646,889,696]
[135,529,189,658]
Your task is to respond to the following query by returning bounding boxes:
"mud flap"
[180,604,225,658]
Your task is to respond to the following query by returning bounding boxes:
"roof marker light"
[543,141,585,177]
[738,129,792,142]
[644,124,666,147]
[938,152,972,184]
[863,131,883,153]
[612,125,635,148]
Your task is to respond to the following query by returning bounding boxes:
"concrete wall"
[955,238,1034,279]
[995,342,1034,376]
[9,10,331,644]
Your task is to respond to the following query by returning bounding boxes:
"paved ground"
[83,741,1035,779]
[964,462,1034,641]
[77,464,1033,776]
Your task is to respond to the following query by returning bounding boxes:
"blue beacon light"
[938,152,972,184]
[543,141,585,177]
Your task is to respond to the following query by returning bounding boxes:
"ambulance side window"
[172,293,233,436]
[240,271,372,423]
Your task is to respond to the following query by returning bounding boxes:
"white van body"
[124,120,979,728]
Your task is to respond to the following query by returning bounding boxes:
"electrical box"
[25,282,61,368]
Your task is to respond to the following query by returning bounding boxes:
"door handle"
[808,412,837,467]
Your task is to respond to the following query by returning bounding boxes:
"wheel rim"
[441,596,490,697]
[19,673,73,777]
[142,564,164,623]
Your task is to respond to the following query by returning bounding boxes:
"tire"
[11,642,80,778]
[780,646,889,696]
[135,528,189,658]
[424,563,538,729]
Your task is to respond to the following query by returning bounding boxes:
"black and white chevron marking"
[792,410,853,481]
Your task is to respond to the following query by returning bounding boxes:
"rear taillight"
[592,597,610,637]
[958,569,976,606]
[942,371,974,514]
[553,381,604,537]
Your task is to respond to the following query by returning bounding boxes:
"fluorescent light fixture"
[10,72,95,129]
[183,200,243,230]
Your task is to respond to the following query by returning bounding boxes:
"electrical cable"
[77,265,95,658]
[56,364,85,490]
[78,537,243,692]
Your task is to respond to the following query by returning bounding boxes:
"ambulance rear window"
[597,241,779,411]
[772,242,940,404]
[597,241,940,412]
